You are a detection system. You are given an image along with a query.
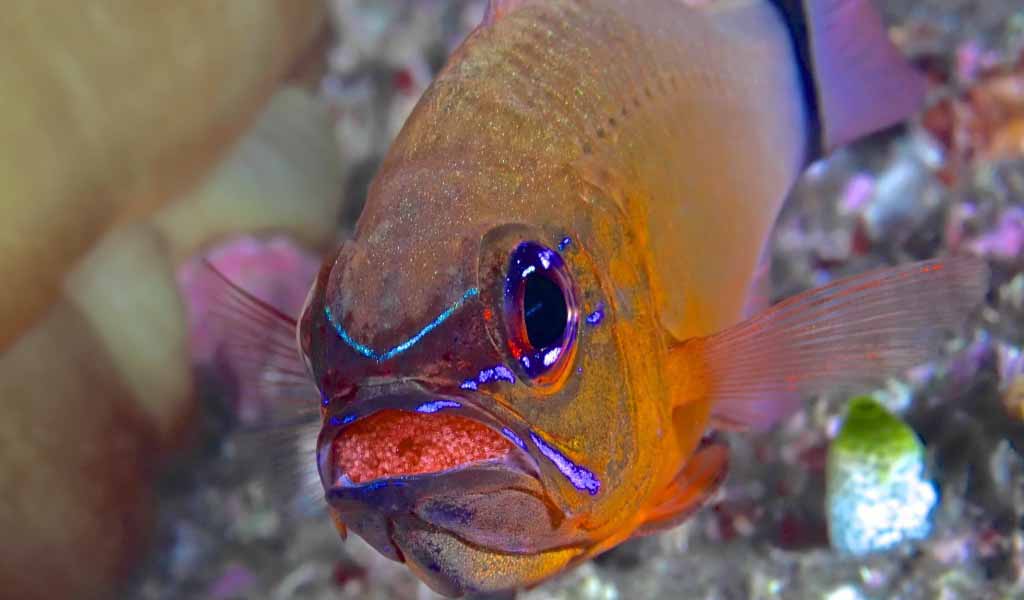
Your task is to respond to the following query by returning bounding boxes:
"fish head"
[295,164,669,595]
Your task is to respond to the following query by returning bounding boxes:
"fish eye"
[504,241,578,382]
[524,275,566,348]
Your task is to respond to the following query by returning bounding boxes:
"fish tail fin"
[768,0,929,158]
[675,256,988,432]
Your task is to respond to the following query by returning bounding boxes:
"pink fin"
[634,438,729,537]
[198,260,324,517]
[698,256,988,431]
[199,260,314,418]
[482,0,530,26]
[773,0,929,155]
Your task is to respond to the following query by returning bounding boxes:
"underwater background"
[95,1,1024,598]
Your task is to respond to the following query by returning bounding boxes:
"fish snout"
[318,382,588,589]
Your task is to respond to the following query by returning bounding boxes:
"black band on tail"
[766,0,823,163]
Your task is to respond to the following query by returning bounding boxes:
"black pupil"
[522,274,567,349]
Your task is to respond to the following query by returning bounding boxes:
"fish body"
[310,3,797,582]
[214,0,986,596]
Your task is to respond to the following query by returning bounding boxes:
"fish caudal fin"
[634,437,729,537]
[677,256,989,432]
[769,0,928,157]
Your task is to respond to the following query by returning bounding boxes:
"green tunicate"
[830,396,923,472]
[826,396,936,557]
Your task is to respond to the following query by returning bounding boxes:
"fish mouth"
[320,384,540,489]
[319,384,580,567]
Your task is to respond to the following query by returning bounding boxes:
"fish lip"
[321,380,541,491]
[322,382,587,563]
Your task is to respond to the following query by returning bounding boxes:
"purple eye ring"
[503,241,578,381]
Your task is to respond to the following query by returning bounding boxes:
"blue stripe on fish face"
[324,287,480,363]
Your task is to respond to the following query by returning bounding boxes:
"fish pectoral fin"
[633,437,729,538]
[677,256,988,432]
[199,259,316,419]
[198,260,326,519]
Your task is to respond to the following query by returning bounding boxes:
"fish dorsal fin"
[633,437,729,537]
[769,0,928,157]
[483,0,531,26]
[670,256,988,431]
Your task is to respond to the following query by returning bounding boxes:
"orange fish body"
[214,0,986,596]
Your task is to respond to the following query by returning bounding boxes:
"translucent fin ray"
[199,259,316,418]
[197,260,325,519]
[226,419,326,519]
[691,256,989,431]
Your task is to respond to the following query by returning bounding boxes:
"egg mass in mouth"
[334,409,515,483]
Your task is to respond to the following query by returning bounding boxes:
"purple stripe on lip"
[329,414,356,427]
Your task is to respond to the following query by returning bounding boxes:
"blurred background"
[1,1,1023,598]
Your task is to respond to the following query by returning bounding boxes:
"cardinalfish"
[207,0,989,596]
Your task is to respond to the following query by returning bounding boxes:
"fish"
[205,0,990,596]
